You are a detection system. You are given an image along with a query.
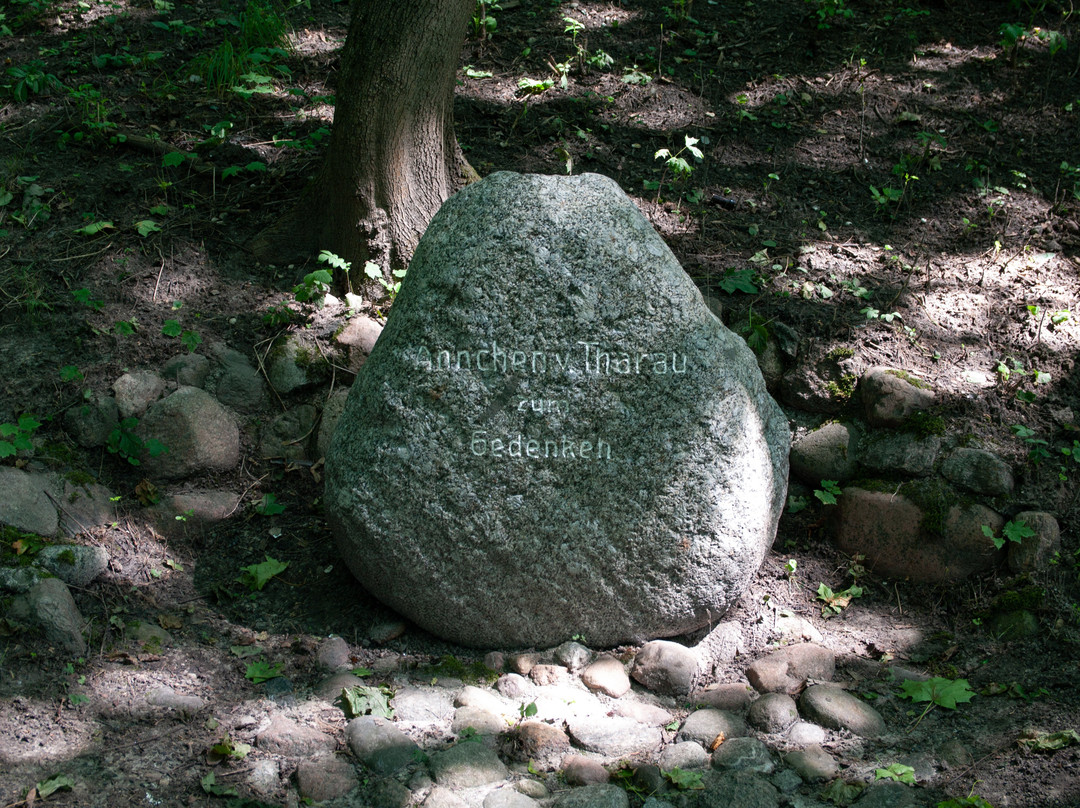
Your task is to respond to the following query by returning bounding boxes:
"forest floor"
[1,0,1080,806]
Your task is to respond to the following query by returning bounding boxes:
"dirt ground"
[1,0,1080,806]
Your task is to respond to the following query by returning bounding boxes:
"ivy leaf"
[162,319,183,337]
[161,151,185,168]
[74,220,114,236]
[244,660,284,684]
[236,556,288,591]
[338,685,394,719]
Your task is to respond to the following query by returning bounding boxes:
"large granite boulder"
[325,172,790,648]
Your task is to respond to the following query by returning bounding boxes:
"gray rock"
[35,544,108,587]
[611,700,673,726]
[146,685,206,714]
[455,685,512,717]
[392,686,455,722]
[267,332,327,394]
[696,771,780,808]
[316,671,367,701]
[423,786,469,808]
[658,741,709,770]
[256,714,336,756]
[162,353,211,388]
[248,759,280,795]
[692,683,756,711]
[259,404,317,462]
[676,709,747,746]
[138,386,240,479]
[632,640,699,696]
[784,744,837,782]
[10,577,86,654]
[497,673,530,699]
[324,171,789,648]
[57,481,116,537]
[562,754,611,785]
[429,741,509,788]
[582,657,631,698]
[132,622,173,650]
[207,344,266,413]
[631,764,670,797]
[694,620,744,671]
[745,643,835,695]
[941,448,1014,496]
[0,566,44,593]
[786,721,827,747]
[551,784,629,808]
[833,486,1004,582]
[989,609,1039,639]
[852,782,918,808]
[858,432,940,477]
[770,769,802,794]
[747,692,798,733]
[363,777,413,808]
[790,422,859,485]
[530,664,568,686]
[0,467,59,536]
[1007,511,1061,573]
[297,754,358,802]
[336,315,385,373]
[113,370,165,418]
[554,640,592,673]
[860,367,934,427]
[152,489,239,538]
[772,611,823,644]
[346,716,420,774]
[511,721,570,770]
[779,348,858,415]
[567,715,663,757]
[317,387,350,460]
[798,685,886,738]
[711,737,775,774]
[317,635,351,670]
[484,651,505,672]
[485,788,540,808]
[452,705,505,737]
[63,393,119,448]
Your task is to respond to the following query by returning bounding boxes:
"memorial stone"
[325,172,789,648]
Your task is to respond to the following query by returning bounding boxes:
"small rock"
[745,643,835,694]
[146,685,206,714]
[133,622,173,650]
[161,353,211,388]
[772,611,824,644]
[456,685,511,717]
[346,716,420,774]
[611,700,673,726]
[631,764,670,796]
[113,370,165,418]
[259,404,317,462]
[484,651,506,672]
[747,692,799,733]
[798,685,886,738]
[567,715,664,757]
[485,787,540,808]
[676,709,746,746]
[530,664,568,686]
[497,673,530,699]
[207,344,266,413]
[424,786,469,808]
[57,481,116,537]
[582,657,631,698]
[0,467,59,537]
[554,641,592,673]
[152,489,239,538]
[860,367,934,427]
[511,721,571,770]
[937,739,974,769]
[368,620,408,644]
[257,714,336,756]
[452,705,505,737]
[297,754,358,802]
[267,333,327,394]
[515,779,548,799]
[138,386,240,479]
[711,737,775,774]
[694,621,744,671]
[858,432,940,477]
[989,609,1039,639]
[562,754,610,785]
[64,393,119,448]
[551,784,629,808]
[10,577,86,654]
[35,544,108,587]
[1007,511,1061,573]
[658,741,709,770]
[696,771,780,808]
[393,687,455,722]
[786,721,827,747]
[941,448,1014,496]
[316,671,367,701]
[632,640,699,696]
[692,683,756,711]
[790,422,859,485]
[364,776,413,808]
[511,653,540,675]
[317,636,351,671]
[852,782,918,808]
[429,741,509,787]
[248,759,280,795]
[770,768,803,794]
[0,567,44,593]
[784,744,838,782]
[335,316,384,372]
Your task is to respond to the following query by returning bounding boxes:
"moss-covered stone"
[826,373,857,402]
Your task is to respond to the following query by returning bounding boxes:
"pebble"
[658,741,709,770]
[676,708,747,746]
[562,754,610,785]
[798,685,886,738]
[297,753,358,801]
[748,692,799,733]
[711,737,775,774]
[316,635,351,670]
[256,714,335,756]
[631,640,699,696]
[784,744,838,782]
[581,656,631,697]
[745,643,835,694]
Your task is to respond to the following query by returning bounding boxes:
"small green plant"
[72,288,104,311]
[107,418,167,466]
[517,700,538,724]
[805,0,853,28]
[717,268,758,294]
[817,582,862,616]
[338,684,394,719]
[293,269,332,303]
[5,61,63,102]
[861,307,902,324]
[875,763,916,784]
[980,519,1035,550]
[254,493,286,516]
[161,319,202,352]
[814,480,842,505]
[663,767,705,790]
[245,659,284,684]
[206,734,251,762]
[899,677,974,729]
[364,261,407,301]
[1011,424,1051,464]
[471,0,500,41]
[0,413,42,459]
[784,558,798,578]
[236,556,288,591]
[653,134,704,207]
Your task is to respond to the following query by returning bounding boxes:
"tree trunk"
[252,0,477,280]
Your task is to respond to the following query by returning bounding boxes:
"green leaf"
[236,556,288,590]
[134,220,161,237]
[244,659,284,684]
[718,268,758,294]
[36,774,76,798]
[221,165,242,179]
[255,493,286,517]
[900,677,974,710]
[161,151,185,167]
[181,330,202,352]
[200,771,238,797]
[74,220,114,235]
[114,320,136,336]
[59,365,83,382]
[245,161,267,172]
[664,767,705,790]
[162,319,183,337]
[1018,729,1080,750]
[874,763,916,784]
[1002,519,1035,545]
[338,685,394,719]
[363,261,383,280]
[819,778,863,806]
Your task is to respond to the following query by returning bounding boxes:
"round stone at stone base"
[325,171,789,649]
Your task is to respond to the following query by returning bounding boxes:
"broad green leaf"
[74,220,113,235]
[237,556,288,590]
[161,151,185,167]
[1018,729,1080,750]
[900,677,974,710]
[338,685,394,719]
[36,774,75,798]
[162,319,183,337]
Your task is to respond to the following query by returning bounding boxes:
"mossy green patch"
[885,368,932,390]
[827,346,855,360]
[420,654,496,685]
[906,410,946,438]
[826,373,858,401]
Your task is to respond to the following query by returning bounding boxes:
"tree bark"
[252,0,477,279]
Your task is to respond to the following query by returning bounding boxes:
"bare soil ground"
[1,0,1080,806]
